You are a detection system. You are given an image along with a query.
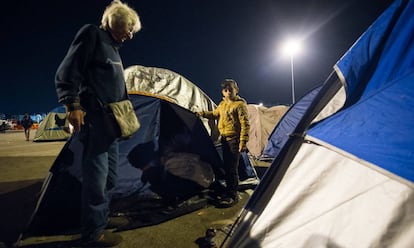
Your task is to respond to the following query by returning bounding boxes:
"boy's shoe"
[81,230,123,247]
[106,216,129,229]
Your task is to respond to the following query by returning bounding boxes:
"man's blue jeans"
[80,113,119,240]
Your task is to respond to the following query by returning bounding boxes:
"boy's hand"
[239,142,247,152]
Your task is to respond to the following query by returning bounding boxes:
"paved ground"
[0,130,268,248]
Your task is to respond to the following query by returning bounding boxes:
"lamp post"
[282,38,302,105]
[289,54,295,104]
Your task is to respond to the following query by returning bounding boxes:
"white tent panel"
[312,85,346,124]
[241,141,414,248]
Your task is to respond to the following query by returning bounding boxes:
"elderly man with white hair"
[55,1,141,246]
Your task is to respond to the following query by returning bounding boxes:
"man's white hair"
[100,0,141,33]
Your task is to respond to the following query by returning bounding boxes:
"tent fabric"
[114,95,224,198]
[310,74,414,182]
[26,94,224,234]
[310,0,414,182]
[124,65,216,113]
[246,104,288,158]
[57,94,223,197]
[261,86,322,160]
[33,106,71,142]
[261,83,347,161]
[235,143,414,248]
[124,65,219,141]
[225,0,414,247]
[24,93,259,237]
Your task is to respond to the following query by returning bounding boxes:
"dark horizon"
[0,0,392,115]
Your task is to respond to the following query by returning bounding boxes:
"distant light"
[280,37,304,105]
[281,38,303,57]
[258,102,263,106]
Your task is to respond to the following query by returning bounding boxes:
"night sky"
[1,0,392,115]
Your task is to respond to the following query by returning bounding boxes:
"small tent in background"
[225,0,414,247]
[33,106,71,142]
[246,104,289,159]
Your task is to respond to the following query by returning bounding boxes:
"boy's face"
[222,85,237,99]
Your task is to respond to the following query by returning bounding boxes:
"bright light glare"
[281,38,302,57]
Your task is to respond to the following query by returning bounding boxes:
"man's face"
[110,21,134,43]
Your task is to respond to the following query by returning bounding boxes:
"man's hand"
[66,110,85,133]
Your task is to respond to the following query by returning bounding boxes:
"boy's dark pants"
[221,137,240,199]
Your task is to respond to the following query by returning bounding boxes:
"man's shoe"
[82,230,123,247]
[106,216,129,229]
[218,196,238,208]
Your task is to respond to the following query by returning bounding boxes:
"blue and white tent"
[226,0,414,247]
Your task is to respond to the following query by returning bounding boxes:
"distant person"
[0,122,7,133]
[21,113,33,141]
[54,0,141,247]
[196,79,250,207]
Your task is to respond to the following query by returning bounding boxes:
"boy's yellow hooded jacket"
[201,95,249,146]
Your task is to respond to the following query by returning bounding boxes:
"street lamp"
[282,38,302,104]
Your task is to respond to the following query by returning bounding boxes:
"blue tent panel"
[309,0,414,182]
[27,94,228,234]
[262,85,322,159]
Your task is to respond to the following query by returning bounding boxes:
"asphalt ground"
[0,130,268,248]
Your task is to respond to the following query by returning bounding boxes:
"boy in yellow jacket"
[197,79,249,207]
